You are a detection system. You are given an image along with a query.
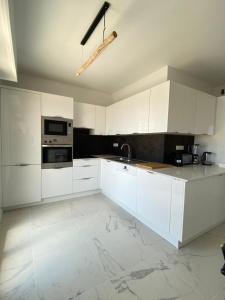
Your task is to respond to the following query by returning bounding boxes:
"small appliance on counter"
[201,151,213,166]
[174,152,193,167]
[190,144,200,165]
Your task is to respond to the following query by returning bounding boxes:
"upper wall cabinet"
[74,102,106,135]
[41,92,73,119]
[106,89,150,135]
[74,102,95,129]
[1,88,41,165]
[149,81,216,135]
[94,105,106,135]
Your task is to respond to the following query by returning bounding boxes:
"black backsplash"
[73,129,194,164]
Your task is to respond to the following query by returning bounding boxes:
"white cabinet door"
[41,93,73,119]
[94,105,106,135]
[170,179,185,241]
[100,159,117,198]
[149,81,170,133]
[168,82,196,134]
[74,102,95,129]
[2,165,41,208]
[195,92,216,135]
[137,169,172,233]
[1,88,41,165]
[42,167,73,198]
[211,174,225,226]
[106,105,114,135]
[115,164,137,214]
[127,89,150,134]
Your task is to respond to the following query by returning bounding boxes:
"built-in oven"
[42,116,73,145]
[42,145,73,169]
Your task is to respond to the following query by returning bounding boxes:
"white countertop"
[155,164,225,181]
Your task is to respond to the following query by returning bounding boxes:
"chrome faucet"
[121,143,132,161]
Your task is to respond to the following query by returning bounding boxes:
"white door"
[42,167,73,198]
[2,165,41,208]
[41,93,73,119]
[74,102,95,129]
[115,164,137,213]
[127,89,150,134]
[137,169,172,233]
[94,105,106,135]
[168,82,196,134]
[1,88,41,165]
[195,91,216,135]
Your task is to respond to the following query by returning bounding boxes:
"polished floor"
[0,193,225,300]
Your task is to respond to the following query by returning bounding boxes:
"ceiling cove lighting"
[76,1,118,76]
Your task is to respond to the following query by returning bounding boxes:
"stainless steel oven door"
[42,145,73,169]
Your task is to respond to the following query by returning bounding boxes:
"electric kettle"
[201,151,213,165]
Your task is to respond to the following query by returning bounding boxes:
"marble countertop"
[155,164,225,181]
[73,156,225,182]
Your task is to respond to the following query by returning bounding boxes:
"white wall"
[112,65,214,102]
[214,84,225,97]
[112,66,168,101]
[195,96,225,164]
[167,66,214,95]
[2,73,112,106]
[0,90,2,221]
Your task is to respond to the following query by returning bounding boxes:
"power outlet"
[113,143,119,148]
[176,145,184,151]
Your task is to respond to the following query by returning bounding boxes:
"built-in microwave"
[42,145,73,169]
[42,116,73,145]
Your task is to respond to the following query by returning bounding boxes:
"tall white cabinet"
[1,88,42,208]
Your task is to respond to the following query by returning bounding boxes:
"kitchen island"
[100,158,225,248]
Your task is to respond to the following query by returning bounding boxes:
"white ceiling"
[13,0,225,94]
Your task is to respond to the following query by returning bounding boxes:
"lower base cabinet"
[114,163,137,214]
[42,167,73,198]
[2,165,41,208]
[137,169,172,234]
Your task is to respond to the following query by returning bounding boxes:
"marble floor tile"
[0,193,225,300]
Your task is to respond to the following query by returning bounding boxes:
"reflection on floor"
[0,193,225,300]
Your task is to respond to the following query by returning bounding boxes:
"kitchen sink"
[110,157,145,165]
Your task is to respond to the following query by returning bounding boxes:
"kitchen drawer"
[73,158,99,167]
[73,177,99,193]
[73,165,98,179]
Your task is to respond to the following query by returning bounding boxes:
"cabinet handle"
[81,165,92,167]
[79,177,92,180]
[16,163,30,167]
[147,170,155,174]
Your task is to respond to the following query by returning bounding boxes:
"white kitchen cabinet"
[94,105,106,135]
[2,165,41,208]
[125,89,150,134]
[73,158,99,193]
[1,88,41,165]
[41,92,73,119]
[167,82,196,134]
[74,102,95,129]
[100,159,117,198]
[114,164,137,214]
[195,91,216,135]
[137,169,172,234]
[42,167,73,198]
[149,81,216,135]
